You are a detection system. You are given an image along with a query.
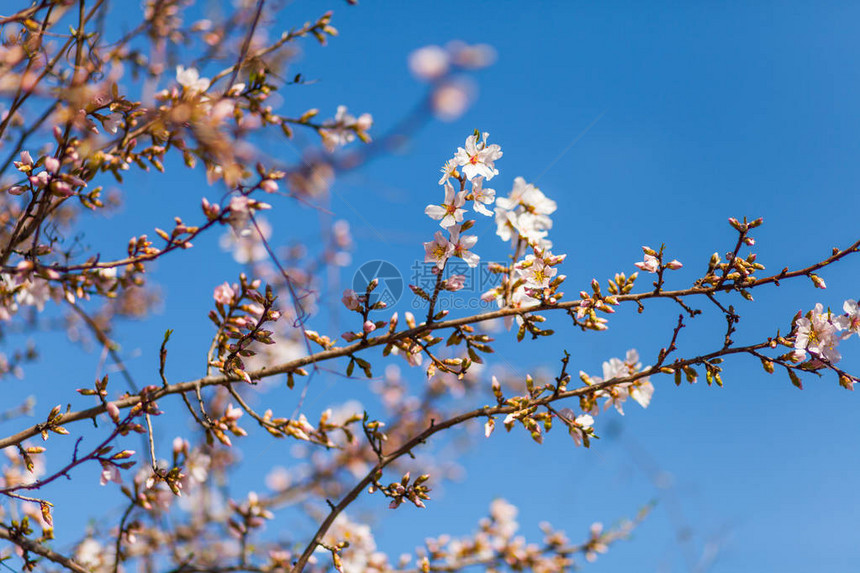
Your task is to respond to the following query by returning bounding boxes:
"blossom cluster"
[578,349,655,415]
[792,300,860,368]
[423,132,502,270]
[483,176,566,328]
[420,133,568,330]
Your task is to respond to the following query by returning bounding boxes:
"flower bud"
[106,401,121,423]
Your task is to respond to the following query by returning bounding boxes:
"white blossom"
[176,65,209,92]
[453,132,502,181]
[425,181,466,228]
[448,224,479,268]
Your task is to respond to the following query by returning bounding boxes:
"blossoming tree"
[0,2,857,572]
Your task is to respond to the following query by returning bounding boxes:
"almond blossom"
[226,195,271,237]
[99,462,122,486]
[424,181,466,228]
[558,408,594,447]
[453,132,502,181]
[515,254,557,289]
[635,253,659,273]
[213,282,235,305]
[101,112,123,134]
[408,45,450,80]
[342,289,361,311]
[630,381,655,409]
[15,278,52,312]
[75,539,106,571]
[581,350,654,415]
[495,176,556,217]
[439,160,459,184]
[493,178,555,251]
[835,299,860,337]
[176,65,209,92]
[424,231,454,268]
[321,105,373,151]
[445,274,466,291]
[390,341,423,367]
[448,224,479,267]
[469,176,496,215]
[431,79,474,122]
[322,514,385,573]
[495,209,552,250]
[14,150,33,169]
[794,303,841,364]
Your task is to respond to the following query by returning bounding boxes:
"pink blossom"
[99,463,122,486]
[101,112,123,134]
[794,303,841,364]
[424,230,454,269]
[225,196,270,236]
[260,179,278,193]
[106,401,121,423]
[227,196,252,235]
[445,274,466,291]
[342,289,361,310]
[635,253,659,273]
[224,403,243,421]
[29,171,49,187]
[50,181,73,197]
[516,254,557,289]
[431,80,474,122]
[447,41,497,69]
[213,282,235,305]
[408,45,449,80]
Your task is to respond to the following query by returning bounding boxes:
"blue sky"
[4,2,860,572]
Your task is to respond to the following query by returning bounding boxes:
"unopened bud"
[106,401,121,423]
[809,274,826,289]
